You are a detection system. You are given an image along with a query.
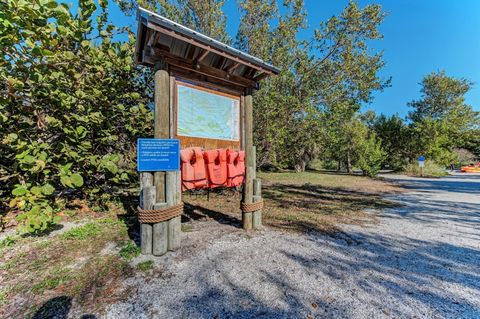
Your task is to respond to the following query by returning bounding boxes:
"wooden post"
[147,60,182,256]
[140,172,154,255]
[166,171,181,251]
[242,88,254,230]
[152,202,168,255]
[152,60,174,256]
[154,61,169,202]
[252,178,262,229]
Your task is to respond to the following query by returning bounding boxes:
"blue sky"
[98,0,480,117]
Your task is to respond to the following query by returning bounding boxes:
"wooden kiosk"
[135,7,279,255]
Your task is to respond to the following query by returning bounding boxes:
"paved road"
[106,174,480,319]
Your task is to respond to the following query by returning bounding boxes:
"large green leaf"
[42,184,55,195]
[60,175,73,188]
[12,186,27,196]
[30,186,43,196]
[70,173,84,187]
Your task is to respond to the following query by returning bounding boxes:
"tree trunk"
[346,152,352,173]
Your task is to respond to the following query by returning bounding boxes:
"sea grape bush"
[0,0,153,232]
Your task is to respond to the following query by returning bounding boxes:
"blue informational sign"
[418,156,425,162]
[137,138,180,172]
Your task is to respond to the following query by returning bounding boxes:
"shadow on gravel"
[282,231,480,318]
[117,194,141,245]
[390,175,480,195]
[142,229,479,318]
[183,202,242,227]
[32,296,97,319]
[382,193,480,227]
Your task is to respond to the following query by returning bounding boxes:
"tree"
[408,71,479,165]
[372,114,411,170]
[117,0,231,43]
[0,0,152,232]
[237,0,389,171]
[324,114,384,175]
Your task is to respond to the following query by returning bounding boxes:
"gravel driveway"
[105,174,480,319]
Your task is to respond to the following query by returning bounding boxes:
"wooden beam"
[146,47,257,88]
[253,72,269,82]
[226,62,240,74]
[197,49,210,62]
[170,68,245,94]
[147,21,274,75]
[147,30,156,46]
[135,19,146,63]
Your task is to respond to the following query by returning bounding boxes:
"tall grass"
[403,160,448,177]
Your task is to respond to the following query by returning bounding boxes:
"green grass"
[0,288,7,306]
[0,235,16,249]
[137,260,154,272]
[0,207,138,318]
[181,224,194,232]
[32,270,71,294]
[403,161,448,177]
[184,171,402,235]
[60,222,101,240]
[119,241,141,261]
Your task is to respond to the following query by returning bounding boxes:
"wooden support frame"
[145,47,257,88]
[136,9,278,254]
[197,49,210,63]
[146,21,274,76]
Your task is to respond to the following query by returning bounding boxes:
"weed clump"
[119,241,141,261]
[137,260,154,272]
[61,223,101,240]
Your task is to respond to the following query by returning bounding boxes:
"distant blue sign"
[137,138,180,171]
[418,156,425,162]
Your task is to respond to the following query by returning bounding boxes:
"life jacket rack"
[180,147,245,191]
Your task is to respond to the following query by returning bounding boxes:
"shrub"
[357,134,386,177]
[404,160,447,177]
[0,0,152,233]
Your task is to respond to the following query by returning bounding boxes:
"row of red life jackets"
[180,148,245,191]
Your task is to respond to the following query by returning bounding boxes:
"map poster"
[177,82,240,141]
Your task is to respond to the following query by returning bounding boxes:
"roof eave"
[136,7,280,75]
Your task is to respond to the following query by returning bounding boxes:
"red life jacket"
[227,150,245,187]
[203,149,227,188]
[180,147,207,191]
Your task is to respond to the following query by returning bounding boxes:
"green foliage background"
[0,0,153,232]
[1,0,478,233]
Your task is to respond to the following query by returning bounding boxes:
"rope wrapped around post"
[240,199,264,213]
[137,203,184,223]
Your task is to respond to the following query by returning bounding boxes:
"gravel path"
[105,174,480,319]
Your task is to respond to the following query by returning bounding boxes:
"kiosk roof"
[135,7,279,88]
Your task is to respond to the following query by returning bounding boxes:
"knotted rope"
[137,203,184,223]
[240,200,264,213]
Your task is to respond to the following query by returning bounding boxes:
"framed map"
[176,81,240,141]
